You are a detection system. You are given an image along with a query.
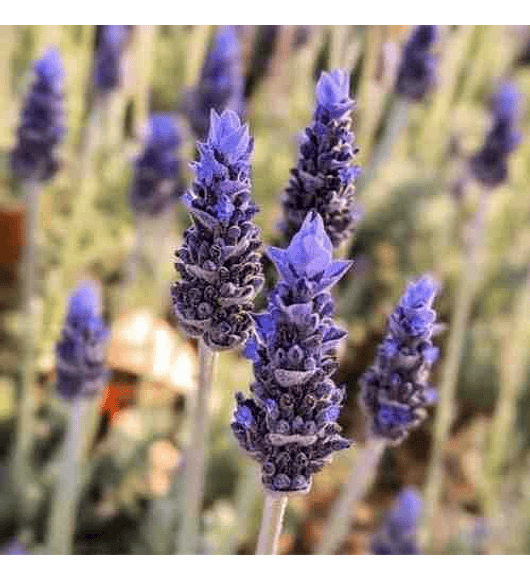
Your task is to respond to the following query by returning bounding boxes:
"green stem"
[316,437,386,555]
[421,191,489,551]
[177,339,217,554]
[255,493,288,555]
[46,394,102,554]
[13,178,41,504]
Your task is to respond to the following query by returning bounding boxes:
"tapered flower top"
[186,26,245,140]
[56,282,110,400]
[94,25,128,92]
[129,114,183,217]
[232,212,352,494]
[280,69,361,250]
[371,487,423,555]
[470,82,522,188]
[11,49,65,182]
[172,110,263,351]
[360,275,440,444]
[395,25,438,101]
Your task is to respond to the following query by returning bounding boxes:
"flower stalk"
[256,493,288,555]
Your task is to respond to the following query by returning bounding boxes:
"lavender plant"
[371,487,423,555]
[11,48,65,506]
[317,275,440,554]
[47,282,110,554]
[94,25,128,93]
[279,69,360,250]
[172,109,263,554]
[186,26,245,140]
[232,211,352,553]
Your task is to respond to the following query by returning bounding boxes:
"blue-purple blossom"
[56,282,110,400]
[171,110,263,351]
[395,25,438,101]
[232,211,352,493]
[129,114,183,217]
[359,275,440,444]
[280,69,361,250]
[371,487,423,555]
[94,25,128,92]
[186,26,245,139]
[470,83,522,188]
[11,49,65,182]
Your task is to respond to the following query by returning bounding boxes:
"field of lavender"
[1,24,530,556]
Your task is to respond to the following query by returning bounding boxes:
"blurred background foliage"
[2,24,530,554]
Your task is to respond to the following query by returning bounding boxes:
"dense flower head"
[186,26,245,139]
[129,114,183,217]
[94,25,128,92]
[371,487,423,555]
[395,25,438,101]
[360,275,440,444]
[11,49,65,182]
[280,69,361,250]
[171,110,263,351]
[232,212,352,494]
[470,83,522,188]
[56,282,110,400]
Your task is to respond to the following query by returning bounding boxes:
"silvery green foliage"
[94,25,128,92]
[359,276,440,444]
[232,212,352,494]
[395,25,438,101]
[172,110,264,351]
[11,49,65,182]
[280,69,361,250]
[56,282,110,400]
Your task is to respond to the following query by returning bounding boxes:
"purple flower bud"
[129,114,183,217]
[232,211,352,494]
[56,282,110,400]
[94,25,128,92]
[371,487,423,554]
[171,110,263,351]
[11,49,65,182]
[280,69,361,250]
[395,25,438,101]
[360,275,440,444]
[186,26,245,140]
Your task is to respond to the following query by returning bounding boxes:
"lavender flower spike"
[187,26,245,139]
[94,25,128,92]
[395,25,438,101]
[232,211,352,494]
[56,281,110,400]
[129,114,183,217]
[11,48,65,182]
[371,487,423,555]
[360,275,440,444]
[172,109,263,351]
[470,82,522,188]
[280,69,361,250]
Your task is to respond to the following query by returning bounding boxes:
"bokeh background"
[1,24,530,555]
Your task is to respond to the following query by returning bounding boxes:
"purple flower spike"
[94,25,128,92]
[171,109,263,351]
[371,487,423,555]
[232,211,352,494]
[280,69,360,250]
[56,282,110,401]
[11,48,65,182]
[360,275,441,444]
[129,114,183,217]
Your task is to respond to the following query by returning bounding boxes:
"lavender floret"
[129,114,183,217]
[94,25,128,92]
[232,212,352,494]
[470,83,522,188]
[359,275,440,444]
[11,49,65,182]
[395,25,438,101]
[56,282,110,400]
[371,487,423,555]
[280,69,361,250]
[186,26,245,140]
[171,109,263,351]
